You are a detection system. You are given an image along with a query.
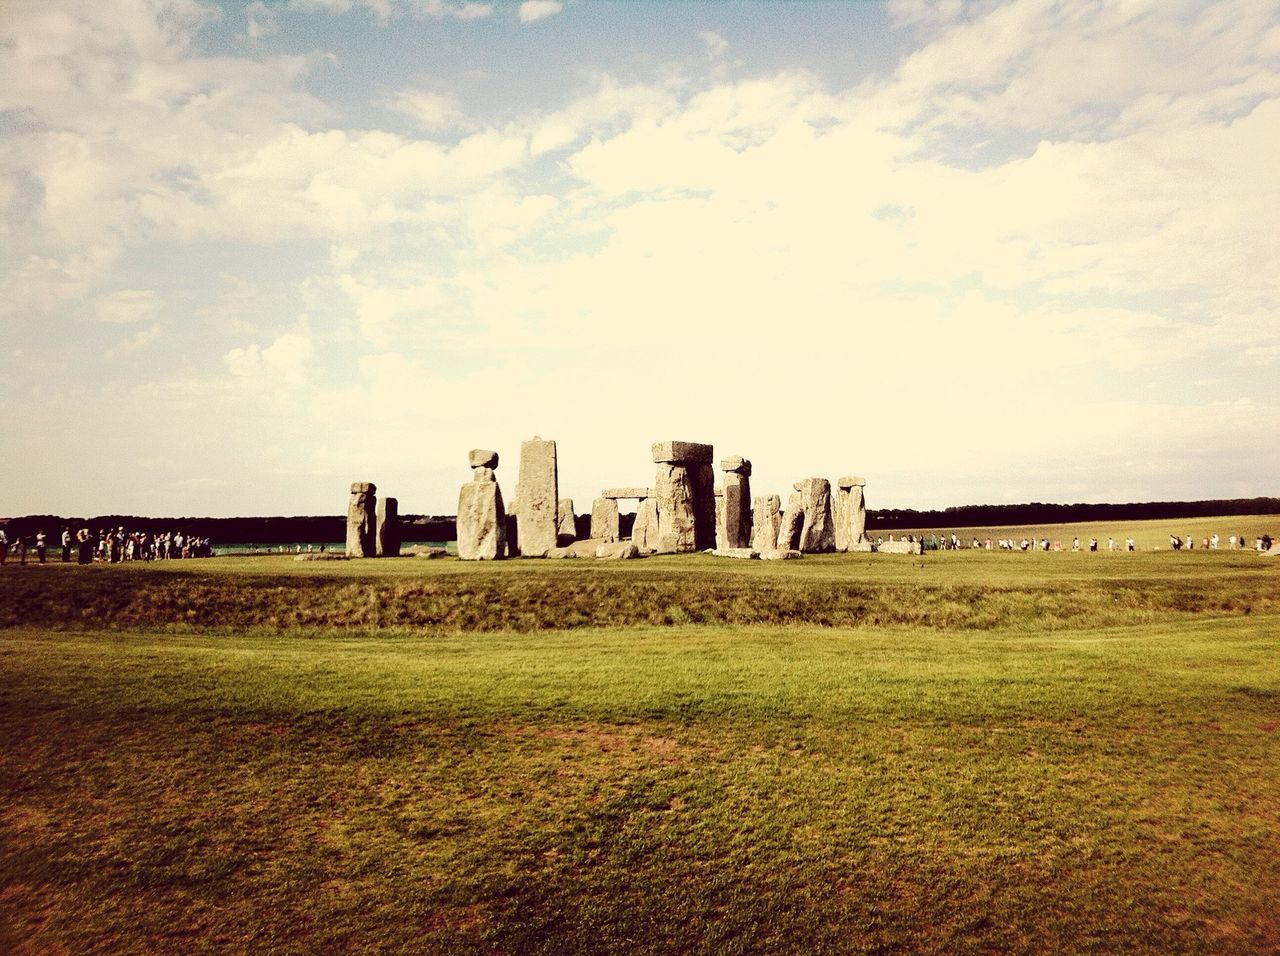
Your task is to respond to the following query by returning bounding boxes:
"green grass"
[1,526,1279,953]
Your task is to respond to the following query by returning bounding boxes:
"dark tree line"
[866,497,1280,531]
[3,497,1277,543]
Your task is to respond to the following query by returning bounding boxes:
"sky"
[2,0,1278,519]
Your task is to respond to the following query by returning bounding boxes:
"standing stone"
[798,478,836,553]
[652,441,715,554]
[516,437,559,558]
[591,497,620,542]
[714,487,726,551]
[776,487,804,552]
[752,495,782,553]
[632,497,659,553]
[843,477,868,547]
[721,457,752,550]
[557,498,576,545]
[457,452,506,560]
[833,486,849,552]
[376,496,400,557]
[346,481,377,558]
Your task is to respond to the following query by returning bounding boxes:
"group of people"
[1168,533,1271,552]
[0,527,215,565]
[900,531,1270,553]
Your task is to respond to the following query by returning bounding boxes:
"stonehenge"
[590,497,620,542]
[652,440,716,553]
[798,478,836,553]
[457,449,507,560]
[751,495,782,553]
[777,485,804,551]
[514,437,559,557]
[721,457,753,550]
[631,496,659,552]
[557,498,577,545]
[346,481,377,558]
[834,476,868,552]
[376,496,400,557]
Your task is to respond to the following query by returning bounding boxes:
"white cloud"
[415,0,493,20]
[95,289,162,324]
[518,1,562,24]
[384,88,467,131]
[225,325,315,390]
[698,30,728,59]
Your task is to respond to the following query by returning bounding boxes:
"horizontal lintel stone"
[651,440,713,464]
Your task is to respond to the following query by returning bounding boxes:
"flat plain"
[1,519,1278,954]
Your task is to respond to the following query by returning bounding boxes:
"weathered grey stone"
[457,480,506,560]
[760,549,803,560]
[591,497,620,542]
[715,486,726,550]
[848,540,874,553]
[631,496,659,552]
[720,456,751,476]
[595,541,640,560]
[376,496,400,557]
[846,483,867,548]
[798,478,836,553]
[722,466,752,550]
[412,547,450,559]
[295,552,349,561]
[545,547,578,559]
[693,462,717,551]
[776,490,804,551]
[651,440,714,465]
[751,495,781,553]
[557,498,576,545]
[602,487,650,500]
[469,449,499,469]
[833,485,849,552]
[837,475,866,490]
[472,466,496,483]
[711,548,759,559]
[876,539,921,555]
[654,462,696,553]
[515,437,558,557]
[346,481,377,558]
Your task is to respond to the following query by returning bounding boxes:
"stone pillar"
[516,437,558,557]
[591,497,620,542]
[457,449,507,560]
[776,484,804,552]
[557,498,576,546]
[798,478,836,553]
[632,496,659,552]
[752,495,781,553]
[652,440,714,554]
[376,496,400,557]
[714,487,726,550]
[836,476,867,550]
[346,481,377,557]
[721,456,752,550]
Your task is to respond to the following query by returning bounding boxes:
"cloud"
[94,289,162,324]
[225,323,315,390]
[698,31,728,59]
[518,1,562,24]
[384,88,467,131]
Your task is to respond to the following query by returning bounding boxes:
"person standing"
[76,527,92,564]
[17,536,28,565]
[35,531,47,563]
[0,528,7,565]
[61,528,71,562]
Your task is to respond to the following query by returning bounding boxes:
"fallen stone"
[469,449,499,469]
[595,541,641,560]
[346,481,377,558]
[876,540,922,555]
[295,552,349,561]
[760,549,803,560]
[546,547,578,559]
[711,548,759,559]
[516,437,559,557]
[413,547,450,559]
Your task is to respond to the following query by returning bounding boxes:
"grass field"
[2,517,1278,953]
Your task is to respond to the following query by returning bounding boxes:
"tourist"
[17,536,27,564]
[1089,537,1098,552]
[1072,537,1080,551]
[1126,538,1135,551]
[76,528,92,564]
[61,528,71,562]
[35,531,47,563]
[0,528,7,565]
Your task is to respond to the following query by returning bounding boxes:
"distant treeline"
[3,497,1277,542]
[867,497,1280,531]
